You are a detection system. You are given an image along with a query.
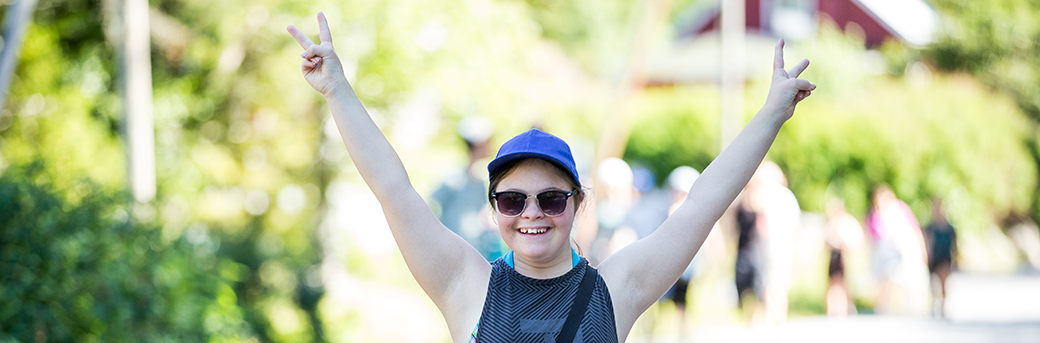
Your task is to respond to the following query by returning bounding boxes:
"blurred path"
[633,317,1040,343]
[945,272,1040,322]
[630,272,1040,343]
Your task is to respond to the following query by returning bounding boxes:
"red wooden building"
[678,0,937,47]
[648,0,937,84]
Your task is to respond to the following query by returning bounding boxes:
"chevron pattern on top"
[475,258,618,343]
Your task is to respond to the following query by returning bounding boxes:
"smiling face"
[492,158,580,265]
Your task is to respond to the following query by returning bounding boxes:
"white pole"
[123,0,156,203]
[0,0,39,110]
[720,0,745,151]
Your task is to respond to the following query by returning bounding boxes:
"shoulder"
[589,265,615,308]
[445,258,494,342]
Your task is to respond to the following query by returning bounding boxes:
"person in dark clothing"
[824,198,864,316]
[735,199,763,310]
[925,198,957,319]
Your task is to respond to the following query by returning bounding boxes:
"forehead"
[496,159,572,191]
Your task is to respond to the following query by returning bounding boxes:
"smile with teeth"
[519,227,549,234]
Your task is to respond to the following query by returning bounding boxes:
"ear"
[573,188,588,214]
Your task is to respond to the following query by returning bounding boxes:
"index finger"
[773,38,785,70]
[287,25,316,50]
[318,12,333,45]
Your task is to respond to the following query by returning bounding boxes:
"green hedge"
[0,162,251,343]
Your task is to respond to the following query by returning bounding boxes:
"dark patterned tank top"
[475,257,618,343]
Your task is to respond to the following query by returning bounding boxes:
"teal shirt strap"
[504,248,580,269]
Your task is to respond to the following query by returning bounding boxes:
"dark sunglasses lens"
[537,191,569,216]
[496,192,526,216]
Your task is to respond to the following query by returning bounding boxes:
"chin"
[514,241,566,261]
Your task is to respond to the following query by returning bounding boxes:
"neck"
[511,247,577,279]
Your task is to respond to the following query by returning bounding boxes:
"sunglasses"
[491,190,574,217]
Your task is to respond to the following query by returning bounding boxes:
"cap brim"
[488,152,579,185]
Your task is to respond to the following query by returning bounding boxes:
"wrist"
[322,79,357,104]
[754,104,788,129]
[321,77,350,97]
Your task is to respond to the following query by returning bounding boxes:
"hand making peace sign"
[287,12,349,97]
[764,39,816,123]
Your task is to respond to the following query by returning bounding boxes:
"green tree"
[0,162,252,342]
[925,0,1040,223]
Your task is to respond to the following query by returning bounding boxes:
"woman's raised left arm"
[598,39,815,327]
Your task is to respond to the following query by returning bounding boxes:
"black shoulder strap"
[557,264,597,343]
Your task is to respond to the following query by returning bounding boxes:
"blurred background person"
[752,161,800,325]
[592,157,639,263]
[733,161,799,325]
[430,117,504,261]
[734,178,764,322]
[924,197,957,319]
[824,197,866,316]
[626,166,671,243]
[867,185,929,316]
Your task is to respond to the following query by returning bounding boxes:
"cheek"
[561,201,579,226]
[558,216,576,233]
[551,212,577,234]
[496,214,515,233]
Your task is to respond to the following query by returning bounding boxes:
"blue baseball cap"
[488,129,580,186]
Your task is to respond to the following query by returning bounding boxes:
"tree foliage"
[0,162,251,342]
[924,0,1040,222]
[926,0,1040,120]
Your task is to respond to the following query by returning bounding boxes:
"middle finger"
[788,59,810,79]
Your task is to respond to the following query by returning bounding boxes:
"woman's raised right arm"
[287,13,409,201]
[286,13,491,314]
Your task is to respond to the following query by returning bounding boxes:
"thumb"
[788,79,815,91]
[301,44,336,60]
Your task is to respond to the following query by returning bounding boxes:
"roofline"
[846,0,907,44]
[674,0,923,45]
[674,0,722,41]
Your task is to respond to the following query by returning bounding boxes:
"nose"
[519,196,544,219]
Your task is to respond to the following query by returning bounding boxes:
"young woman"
[287,12,815,342]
